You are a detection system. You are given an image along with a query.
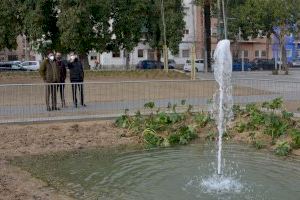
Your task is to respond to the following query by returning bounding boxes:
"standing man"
[55,52,67,108]
[39,51,59,111]
[68,53,85,107]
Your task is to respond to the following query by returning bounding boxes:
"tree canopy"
[0,0,186,60]
[230,0,300,73]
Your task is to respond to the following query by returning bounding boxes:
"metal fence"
[0,79,299,123]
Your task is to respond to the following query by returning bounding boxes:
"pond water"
[13,143,300,200]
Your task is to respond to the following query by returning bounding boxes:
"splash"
[201,175,243,194]
[212,40,233,175]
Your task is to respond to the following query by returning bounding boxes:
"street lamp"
[161,0,168,72]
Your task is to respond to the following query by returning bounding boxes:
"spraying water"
[212,39,233,175]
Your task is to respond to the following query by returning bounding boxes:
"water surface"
[13,143,300,200]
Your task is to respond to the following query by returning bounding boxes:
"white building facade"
[88,0,197,69]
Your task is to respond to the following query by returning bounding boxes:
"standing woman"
[68,53,85,107]
[55,52,67,107]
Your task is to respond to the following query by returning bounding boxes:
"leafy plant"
[142,128,163,148]
[194,112,211,128]
[144,102,155,109]
[115,115,131,128]
[275,141,291,156]
[235,122,246,133]
[168,126,197,145]
[290,129,300,148]
[264,113,289,140]
[253,140,266,149]
[282,110,294,120]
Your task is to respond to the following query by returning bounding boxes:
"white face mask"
[70,55,75,60]
[49,55,54,61]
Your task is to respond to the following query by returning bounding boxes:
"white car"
[20,61,40,71]
[183,59,205,72]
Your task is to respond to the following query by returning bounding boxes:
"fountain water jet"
[212,39,233,175]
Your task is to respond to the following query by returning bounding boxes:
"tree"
[144,0,185,62]
[57,0,112,66]
[231,0,300,74]
[22,0,60,55]
[0,0,22,50]
[110,0,148,68]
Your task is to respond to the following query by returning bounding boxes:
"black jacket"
[68,59,84,82]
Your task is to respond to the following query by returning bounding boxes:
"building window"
[138,49,144,58]
[112,51,120,58]
[297,50,300,57]
[261,50,266,57]
[255,50,260,58]
[184,29,189,34]
[90,56,97,60]
[182,49,190,58]
[243,50,248,58]
[8,55,18,61]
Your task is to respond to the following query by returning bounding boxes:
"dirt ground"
[0,120,139,200]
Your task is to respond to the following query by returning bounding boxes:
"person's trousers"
[71,82,84,107]
[45,84,57,110]
[57,83,66,107]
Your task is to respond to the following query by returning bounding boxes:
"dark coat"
[39,59,59,83]
[68,58,84,82]
[56,60,67,83]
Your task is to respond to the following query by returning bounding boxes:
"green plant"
[144,102,155,109]
[262,98,283,111]
[253,140,266,149]
[194,112,211,128]
[206,131,216,141]
[181,99,186,106]
[142,129,163,148]
[275,141,291,156]
[290,129,300,148]
[115,115,131,128]
[282,110,294,120]
[236,122,246,133]
[168,126,197,145]
[264,113,289,140]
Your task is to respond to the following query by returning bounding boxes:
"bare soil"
[0,120,139,200]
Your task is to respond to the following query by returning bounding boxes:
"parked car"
[183,59,204,72]
[232,58,253,71]
[168,59,176,69]
[292,59,300,67]
[0,61,24,71]
[19,61,40,71]
[136,60,163,69]
[251,58,275,71]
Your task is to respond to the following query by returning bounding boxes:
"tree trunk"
[156,48,161,63]
[79,53,89,70]
[124,50,130,70]
[204,0,211,72]
[279,34,288,74]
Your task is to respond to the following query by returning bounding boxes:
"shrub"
[142,129,163,148]
[290,129,300,148]
[168,126,198,145]
[275,141,291,156]
[115,115,131,128]
[194,112,211,128]
[253,140,266,149]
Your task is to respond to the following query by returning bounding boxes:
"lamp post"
[222,0,227,39]
[161,0,168,72]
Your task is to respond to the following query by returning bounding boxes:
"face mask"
[56,57,62,61]
[49,56,54,61]
[70,55,75,60]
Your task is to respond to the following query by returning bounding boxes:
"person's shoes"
[52,107,60,111]
[74,104,78,108]
[81,104,87,107]
[46,107,52,111]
